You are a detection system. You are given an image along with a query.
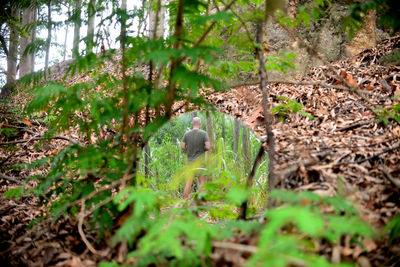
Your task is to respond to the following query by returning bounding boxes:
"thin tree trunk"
[206,112,215,150]
[63,4,70,61]
[7,7,19,84]
[255,4,277,203]
[20,7,34,77]
[241,124,251,174]
[165,0,183,119]
[86,0,96,53]
[149,0,165,39]
[73,0,82,59]
[31,7,37,72]
[120,0,128,139]
[144,143,151,178]
[45,1,52,71]
[233,119,240,158]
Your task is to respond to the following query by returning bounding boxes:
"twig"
[0,173,25,185]
[239,146,265,220]
[211,241,307,266]
[336,143,400,166]
[212,241,258,253]
[274,158,320,187]
[78,199,107,256]
[382,166,400,189]
[234,80,388,98]
[0,152,16,166]
[336,120,375,132]
[0,135,81,146]
[379,78,392,92]
[279,137,399,153]
[229,9,255,49]
[194,0,237,47]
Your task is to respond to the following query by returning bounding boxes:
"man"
[181,117,211,199]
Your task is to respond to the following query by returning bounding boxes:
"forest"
[0,0,399,266]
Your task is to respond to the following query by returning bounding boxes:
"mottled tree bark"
[72,0,82,59]
[7,7,19,84]
[206,112,215,149]
[144,143,151,179]
[45,1,52,70]
[233,119,240,158]
[241,124,251,173]
[63,4,70,61]
[86,0,96,53]
[20,7,35,77]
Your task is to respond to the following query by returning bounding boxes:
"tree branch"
[233,80,389,99]
[335,143,400,166]
[78,199,107,256]
[0,135,82,146]
[0,173,25,185]
[382,166,400,189]
[239,146,265,220]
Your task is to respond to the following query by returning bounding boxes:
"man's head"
[192,117,201,129]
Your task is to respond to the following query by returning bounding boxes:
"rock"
[344,11,378,57]
[379,48,400,66]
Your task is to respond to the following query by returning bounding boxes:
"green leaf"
[4,187,24,199]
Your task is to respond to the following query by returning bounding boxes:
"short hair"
[192,117,201,126]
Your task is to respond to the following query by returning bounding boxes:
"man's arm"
[205,141,210,151]
[181,141,186,152]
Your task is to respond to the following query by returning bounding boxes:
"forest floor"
[1,36,400,266]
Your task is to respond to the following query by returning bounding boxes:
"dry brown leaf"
[393,126,400,136]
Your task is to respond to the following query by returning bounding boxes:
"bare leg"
[198,176,207,191]
[183,179,193,199]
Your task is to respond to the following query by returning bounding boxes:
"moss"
[379,48,400,66]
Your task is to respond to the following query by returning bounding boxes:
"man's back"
[182,129,209,162]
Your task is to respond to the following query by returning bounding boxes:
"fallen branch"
[382,166,400,189]
[234,80,387,99]
[336,143,400,166]
[0,173,25,185]
[212,241,258,254]
[239,146,265,220]
[0,152,16,166]
[211,241,307,266]
[274,158,320,187]
[0,135,82,146]
[78,199,107,257]
[336,120,375,132]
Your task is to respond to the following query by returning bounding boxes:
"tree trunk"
[233,119,240,158]
[73,0,82,59]
[20,7,35,77]
[86,0,96,53]
[241,124,251,174]
[31,7,37,72]
[45,1,52,71]
[144,143,151,179]
[206,112,215,149]
[7,7,19,84]
[149,0,165,39]
[63,3,70,61]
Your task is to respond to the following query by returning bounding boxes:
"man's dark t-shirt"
[182,129,209,162]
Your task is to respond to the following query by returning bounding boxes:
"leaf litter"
[0,36,399,266]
